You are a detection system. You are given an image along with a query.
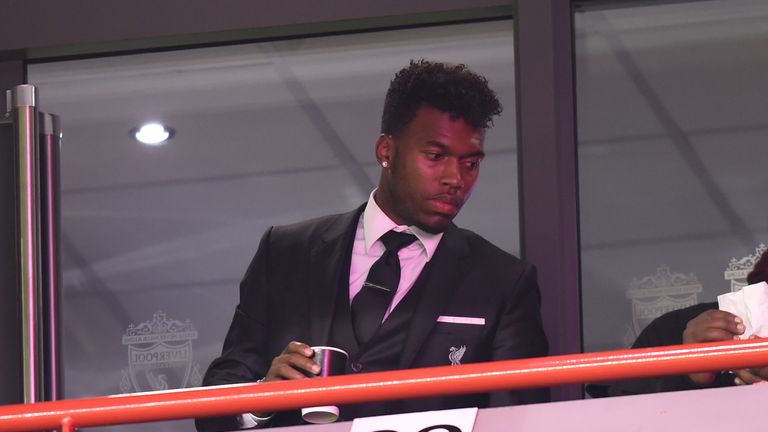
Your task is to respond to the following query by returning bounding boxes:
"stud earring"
[382,161,389,168]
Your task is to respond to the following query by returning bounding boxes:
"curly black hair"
[380,59,502,137]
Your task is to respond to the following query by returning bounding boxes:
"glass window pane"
[577,0,768,361]
[28,19,518,429]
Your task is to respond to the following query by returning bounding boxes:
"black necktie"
[351,230,418,345]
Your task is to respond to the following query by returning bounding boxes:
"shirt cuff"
[238,412,274,429]
[237,377,274,429]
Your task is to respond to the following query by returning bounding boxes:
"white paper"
[350,407,478,432]
[718,281,768,339]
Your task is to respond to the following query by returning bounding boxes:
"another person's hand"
[682,310,744,386]
[264,341,320,382]
[733,368,766,385]
[733,336,768,385]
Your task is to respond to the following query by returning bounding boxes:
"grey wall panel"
[576,0,768,355]
[0,60,24,102]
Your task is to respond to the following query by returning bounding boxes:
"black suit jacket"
[196,205,548,430]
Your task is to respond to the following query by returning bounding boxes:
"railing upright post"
[10,84,45,403]
[39,111,63,401]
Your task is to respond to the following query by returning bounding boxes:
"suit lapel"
[398,225,470,368]
[308,205,365,347]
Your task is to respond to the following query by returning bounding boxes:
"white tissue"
[718,281,768,339]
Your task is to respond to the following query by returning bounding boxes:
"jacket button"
[351,362,363,372]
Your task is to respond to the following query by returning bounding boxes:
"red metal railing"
[2,338,768,432]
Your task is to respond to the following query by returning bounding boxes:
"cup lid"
[310,346,349,356]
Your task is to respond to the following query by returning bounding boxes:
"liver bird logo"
[449,345,466,366]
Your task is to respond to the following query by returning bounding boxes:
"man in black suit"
[196,60,549,430]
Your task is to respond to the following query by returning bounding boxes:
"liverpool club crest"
[724,244,767,293]
[626,265,702,336]
[120,311,203,393]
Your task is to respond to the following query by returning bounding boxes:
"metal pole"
[10,84,43,403]
[515,0,581,401]
[39,111,62,401]
[1,339,768,432]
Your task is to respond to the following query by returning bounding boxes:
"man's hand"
[250,342,320,420]
[734,368,766,385]
[733,336,768,385]
[264,341,320,382]
[682,310,744,386]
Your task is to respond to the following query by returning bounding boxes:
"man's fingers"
[266,359,310,381]
[268,364,301,381]
[271,358,312,380]
[265,342,321,381]
[700,310,744,331]
[285,352,321,374]
[699,328,744,342]
[684,310,745,343]
[685,325,739,343]
[735,369,764,385]
[282,341,320,374]
[283,341,314,357]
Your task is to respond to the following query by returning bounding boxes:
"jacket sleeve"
[195,228,275,432]
[488,263,550,406]
[598,303,734,397]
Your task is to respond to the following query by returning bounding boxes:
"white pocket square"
[436,315,485,325]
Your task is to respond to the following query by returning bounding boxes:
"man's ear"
[375,134,394,168]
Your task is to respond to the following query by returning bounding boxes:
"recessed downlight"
[133,123,174,145]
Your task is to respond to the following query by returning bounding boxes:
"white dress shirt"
[349,190,443,320]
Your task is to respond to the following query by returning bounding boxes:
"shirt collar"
[363,189,443,261]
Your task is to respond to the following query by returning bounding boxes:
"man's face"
[376,106,485,233]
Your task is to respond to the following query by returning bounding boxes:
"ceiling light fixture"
[132,123,174,145]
